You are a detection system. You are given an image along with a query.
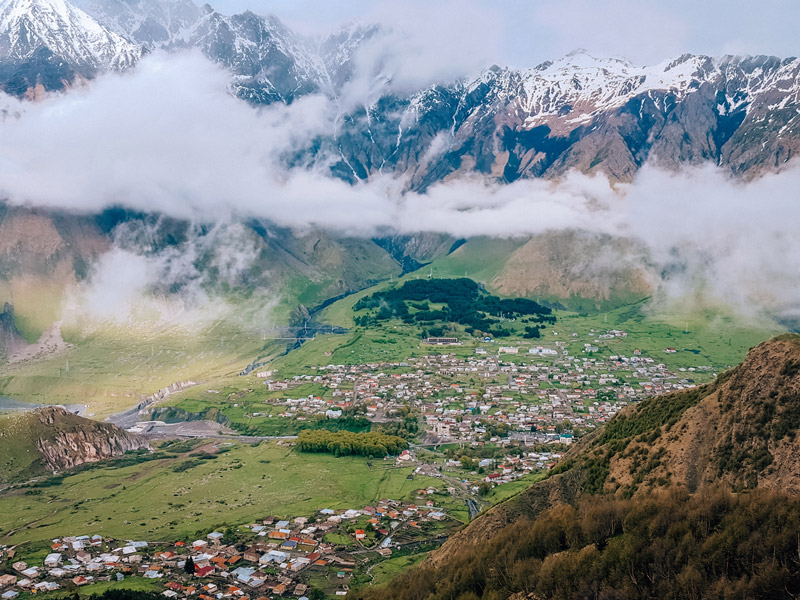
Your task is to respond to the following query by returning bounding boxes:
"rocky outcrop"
[33,406,148,471]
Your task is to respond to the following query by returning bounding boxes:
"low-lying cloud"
[1,52,799,322]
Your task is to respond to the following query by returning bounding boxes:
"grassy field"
[15,576,162,600]
[0,318,270,418]
[271,293,781,379]
[369,551,430,586]
[0,262,783,419]
[0,441,446,551]
[482,472,548,505]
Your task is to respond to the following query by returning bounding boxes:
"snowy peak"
[69,0,203,48]
[456,52,800,133]
[184,6,324,103]
[0,0,141,70]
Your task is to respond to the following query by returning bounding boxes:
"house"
[0,575,17,588]
[34,582,60,592]
[232,567,256,584]
[207,532,224,544]
[354,530,366,540]
[272,583,287,595]
[194,565,215,578]
[44,553,62,568]
[424,337,459,345]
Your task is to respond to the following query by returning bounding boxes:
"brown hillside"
[490,231,652,305]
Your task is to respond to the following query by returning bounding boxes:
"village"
[0,328,718,599]
[0,493,460,600]
[249,327,709,448]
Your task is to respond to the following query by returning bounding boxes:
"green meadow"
[0,441,454,553]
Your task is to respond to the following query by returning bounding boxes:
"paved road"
[465,498,480,520]
[136,421,297,443]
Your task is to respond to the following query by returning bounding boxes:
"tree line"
[296,430,408,458]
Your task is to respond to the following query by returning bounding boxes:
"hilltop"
[0,406,148,484]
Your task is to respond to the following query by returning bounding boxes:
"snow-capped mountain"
[66,0,371,103]
[184,7,325,104]
[320,51,800,186]
[69,0,202,48]
[0,0,140,94]
[1,0,799,183]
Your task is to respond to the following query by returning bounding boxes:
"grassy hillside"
[0,407,146,484]
[428,232,652,311]
[0,317,271,417]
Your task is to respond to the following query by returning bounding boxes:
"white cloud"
[2,51,800,321]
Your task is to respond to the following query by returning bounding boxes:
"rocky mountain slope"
[0,405,148,483]
[1,0,799,183]
[0,0,141,95]
[324,52,800,187]
[357,334,800,598]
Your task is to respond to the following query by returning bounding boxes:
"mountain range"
[1,0,799,186]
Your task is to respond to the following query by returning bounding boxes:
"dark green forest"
[296,429,408,458]
[353,487,800,600]
[353,278,555,338]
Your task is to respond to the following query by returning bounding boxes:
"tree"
[184,556,195,575]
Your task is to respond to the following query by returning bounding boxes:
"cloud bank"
[1,52,799,321]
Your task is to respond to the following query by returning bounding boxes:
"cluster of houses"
[0,498,456,600]
[246,328,710,450]
[443,450,564,487]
